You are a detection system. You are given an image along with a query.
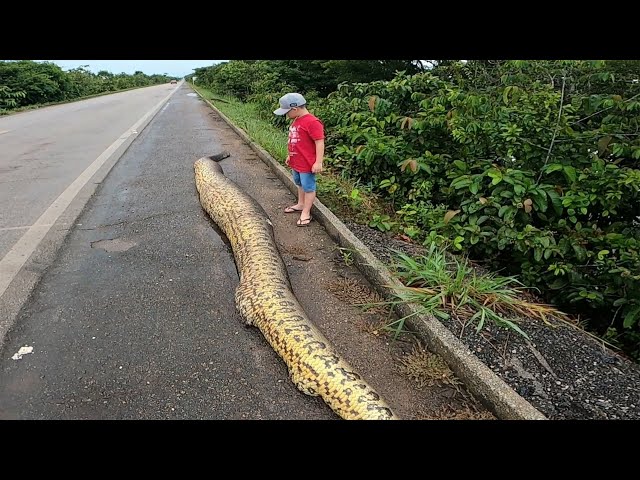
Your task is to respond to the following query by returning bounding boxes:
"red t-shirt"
[287,113,324,173]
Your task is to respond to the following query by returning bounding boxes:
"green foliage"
[315,175,391,224]
[335,246,355,267]
[320,60,422,85]
[317,61,640,359]
[193,59,640,360]
[194,61,268,102]
[193,86,289,164]
[0,61,70,106]
[193,60,423,131]
[0,85,26,109]
[0,60,173,112]
[369,214,396,232]
[195,60,421,103]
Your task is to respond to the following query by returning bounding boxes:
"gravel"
[344,220,640,420]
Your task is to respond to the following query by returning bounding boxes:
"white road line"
[0,87,178,298]
[0,130,10,135]
[0,225,53,232]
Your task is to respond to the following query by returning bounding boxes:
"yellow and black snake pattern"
[194,154,398,420]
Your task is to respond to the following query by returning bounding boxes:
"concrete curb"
[196,91,547,420]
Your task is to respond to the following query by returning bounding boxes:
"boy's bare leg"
[301,191,316,221]
[285,186,305,212]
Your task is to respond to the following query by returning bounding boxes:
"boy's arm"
[312,138,324,173]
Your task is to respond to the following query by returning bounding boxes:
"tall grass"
[193,86,289,165]
[384,243,566,340]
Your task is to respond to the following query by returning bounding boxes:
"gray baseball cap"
[274,92,306,115]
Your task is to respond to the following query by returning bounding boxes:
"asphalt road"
[0,83,336,419]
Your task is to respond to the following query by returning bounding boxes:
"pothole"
[90,238,136,252]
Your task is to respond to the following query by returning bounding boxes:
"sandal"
[297,216,312,227]
[284,205,304,213]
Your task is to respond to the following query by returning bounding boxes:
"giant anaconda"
[194,153,398,420]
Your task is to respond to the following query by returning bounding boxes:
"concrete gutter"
[196,91,547,420]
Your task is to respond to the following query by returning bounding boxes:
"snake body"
[194,154,397,420]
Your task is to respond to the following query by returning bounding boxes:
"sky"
[41,60,224,78]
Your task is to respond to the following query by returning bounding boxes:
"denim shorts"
[292,170,316,193]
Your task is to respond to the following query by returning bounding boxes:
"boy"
[274,92,324,226]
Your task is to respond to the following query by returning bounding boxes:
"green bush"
[316,61,640,359]
[194,58,640,360]
[0,61,173,112]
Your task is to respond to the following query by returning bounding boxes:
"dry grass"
[325,276,408,338]
[422,405,496,420]
[278,242,308,256]
[396,343,464,390]
[326,276,390,316]
[396,343,495,420]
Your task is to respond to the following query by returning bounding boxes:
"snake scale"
[194,153,398,420]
